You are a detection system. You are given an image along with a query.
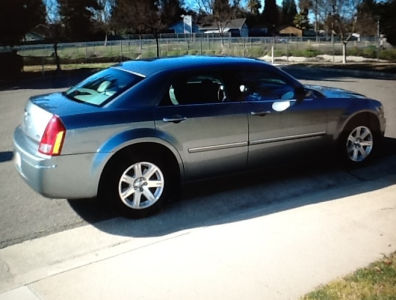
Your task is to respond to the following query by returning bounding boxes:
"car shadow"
[68,137,396,238]
[0,151,13,163]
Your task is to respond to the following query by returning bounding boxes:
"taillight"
[39,115,66,156]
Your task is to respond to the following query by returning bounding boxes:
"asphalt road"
[0,66,395,249]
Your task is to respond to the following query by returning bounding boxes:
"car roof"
[115,56,268,77]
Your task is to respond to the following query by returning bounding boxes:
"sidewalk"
[1,176,395,300]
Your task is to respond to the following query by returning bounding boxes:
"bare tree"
[317,0,362,63]
[96,0,116,46]
[43,0,63,71]
[112,0,167,57]
[193,0,237,41]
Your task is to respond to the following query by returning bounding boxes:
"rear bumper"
[13,126,99,199]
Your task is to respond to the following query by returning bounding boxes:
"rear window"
[64,68,143,106]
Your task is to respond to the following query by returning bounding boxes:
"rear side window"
[161,74,227,105]
[65,68,143,106]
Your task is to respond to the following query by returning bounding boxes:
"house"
[249,26,269,37]
[170,21,200,34]
[199,18,249,37]
[24,32,45,42]
[279,26,303,37]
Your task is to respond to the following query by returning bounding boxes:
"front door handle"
[162,116,187,123]
[250,111,272,116]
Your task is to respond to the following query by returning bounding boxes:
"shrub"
[379,48,396,61]
[0,51,23,79]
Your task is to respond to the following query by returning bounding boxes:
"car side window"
[161,74,227,106]
[234,71,295,102]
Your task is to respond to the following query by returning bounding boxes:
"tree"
[213,0,236,35]
[95,0,116,45]
[192,0,238,40]
[262,0,279,33]
[112,0,167,57]
[160,0,185,26]
[299,0,312,15]
[354,0,377,36]
[247,0,261,15]
[43,0,65,71]
[377,0,396,45]
[59,0,102,41]
[293,0,311,30]
[293,13,309,30]
[281,0,297,26]
[317,0,362,63]
[0,0,46,46]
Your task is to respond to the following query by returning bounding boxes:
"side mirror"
[295,86,305,102]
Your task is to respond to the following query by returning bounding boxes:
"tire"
[339,121,377,165]
[99,152,174,218]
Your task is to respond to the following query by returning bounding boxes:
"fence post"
[41,57,45,77]
[286,41,289,62]
[85,43,88,63]
[120,41,123,62]
[271,44,274,64]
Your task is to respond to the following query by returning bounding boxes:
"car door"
[234,69,328,166]
[154,72,249,180]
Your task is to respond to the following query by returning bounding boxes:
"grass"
[23,62,115,73]
[302,252,396,300]
[12,41,396,80]
[18,40,396,65]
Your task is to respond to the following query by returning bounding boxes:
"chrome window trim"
[112,67,146,78]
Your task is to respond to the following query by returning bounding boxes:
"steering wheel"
[75,87,99,96]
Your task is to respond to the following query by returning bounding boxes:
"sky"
[185,0,286,12]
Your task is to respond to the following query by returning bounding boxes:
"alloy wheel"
[118,161,164,209]
[346,126,373,162]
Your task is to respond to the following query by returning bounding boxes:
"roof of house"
[279,26,302,32]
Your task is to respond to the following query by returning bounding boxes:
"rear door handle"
[162,116,187,123]
[250,111,272,116]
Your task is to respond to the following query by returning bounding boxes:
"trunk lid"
[21,92,100,142]
[21,100,53,143]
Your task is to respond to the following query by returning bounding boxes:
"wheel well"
[99,142,181,192]
[343,112,380,135]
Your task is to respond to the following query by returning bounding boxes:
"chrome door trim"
[250,131,326,146]
[188,141,248,153]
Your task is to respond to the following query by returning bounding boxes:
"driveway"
[0,66,395,249]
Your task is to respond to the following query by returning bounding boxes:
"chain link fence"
[3,35,395,73]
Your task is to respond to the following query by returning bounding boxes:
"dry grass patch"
[302,252,396,300]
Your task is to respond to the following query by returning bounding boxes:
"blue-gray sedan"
[13,56,386,217]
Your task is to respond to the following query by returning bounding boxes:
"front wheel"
[100,154,172,218]
[340,124,375,164]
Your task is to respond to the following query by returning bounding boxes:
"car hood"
[305,84,367,99]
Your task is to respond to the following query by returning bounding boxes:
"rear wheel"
[100,152,173,218]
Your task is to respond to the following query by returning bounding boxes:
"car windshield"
[65,68,143,106]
